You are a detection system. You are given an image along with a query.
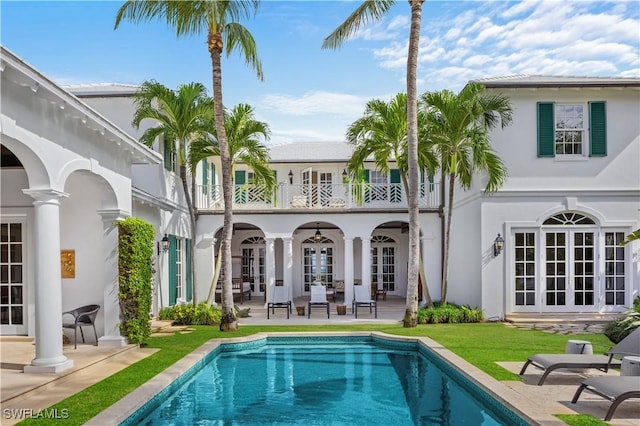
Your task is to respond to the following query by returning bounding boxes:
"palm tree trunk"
[206,243,224,305]
[403,0,425,328]
[400,170,433,309]
[210,34,237,331]
[190,167,198,306]
[441,171,456,305]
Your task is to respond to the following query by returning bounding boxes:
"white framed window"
[555,104,584,156]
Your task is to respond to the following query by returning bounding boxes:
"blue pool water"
[124,336,526,425]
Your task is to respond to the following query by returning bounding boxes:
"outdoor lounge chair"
[353,284,377,318]
[520,327,640,385]
[62,304,100,349]
[571,376,640,421]
[267,286,292,319]
[308,285,330,318]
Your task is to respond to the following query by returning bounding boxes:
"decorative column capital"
[96,209,130,224]
[23,188,68,204]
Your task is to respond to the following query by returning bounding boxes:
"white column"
[264,237,276,307]
[283,236,294,304]
[23,189,73,373]
[97,210,128,347]
[343,237,354,304]
[361,236,372,290]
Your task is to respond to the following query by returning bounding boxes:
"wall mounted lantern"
[158,234,170,255]
[288,170,294,184]
[493,233,504,257]
[342,169,348,180]
[314,222,322,243]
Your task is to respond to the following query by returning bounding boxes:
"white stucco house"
[2,44,639,374]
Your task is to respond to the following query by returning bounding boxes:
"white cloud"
[260,91,369,117]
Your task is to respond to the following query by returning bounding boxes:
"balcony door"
[301,168,333,207]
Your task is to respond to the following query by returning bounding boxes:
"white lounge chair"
[520,328,640,385]
[267,286,291,319]
[308,285,329,318]
[352,284,377,318]
[572,376,640,421]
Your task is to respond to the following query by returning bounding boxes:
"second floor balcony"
[195,182,440,211]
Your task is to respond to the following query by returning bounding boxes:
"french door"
[1,222,26,334]
[241,245,265,295]
[301,168,333,207]
[371,236,396,293]
[544,230,597,311]
[302,244,333,292]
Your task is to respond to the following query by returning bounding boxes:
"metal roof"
[473,75,640,88]
[267,141,354,163]
[65,83,140,97]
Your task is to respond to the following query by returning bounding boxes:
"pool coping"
[87,331,565,426]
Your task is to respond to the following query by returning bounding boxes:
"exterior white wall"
[449,85,640,319]
[485,87,640,191]
[59,172,107,343]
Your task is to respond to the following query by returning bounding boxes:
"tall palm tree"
[189,103,275,304]
[115,1,263,331]
[346,93,436,308]
[323,0,426,327]
[422,82,513,305]
[131,80,213,309]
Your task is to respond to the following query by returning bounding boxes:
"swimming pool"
[119,334,529,425]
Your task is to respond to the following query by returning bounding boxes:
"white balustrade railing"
[195,182,440,210]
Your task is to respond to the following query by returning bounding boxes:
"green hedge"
[418,303,484,324]
[159,302,222,325]
[118,218,155,344]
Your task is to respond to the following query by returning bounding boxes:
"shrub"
[159,302,221,326]
[604,296,640,343]
[193,302,222,325]
[418,302,483,324]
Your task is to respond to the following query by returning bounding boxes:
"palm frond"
[322,0,396,50]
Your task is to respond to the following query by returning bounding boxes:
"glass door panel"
[0,223,26,334]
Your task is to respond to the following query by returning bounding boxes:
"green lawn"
[19,323,613,425]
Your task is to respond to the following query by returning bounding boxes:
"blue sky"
[2,1,638,143]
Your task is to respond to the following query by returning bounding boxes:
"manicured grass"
[556,414,608,426]
[19,323,615,425]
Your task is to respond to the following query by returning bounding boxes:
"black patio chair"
[62,304,100,349]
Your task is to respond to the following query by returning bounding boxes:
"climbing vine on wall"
[118,217,154,345]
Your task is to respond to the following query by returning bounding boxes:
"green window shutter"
[589,101,607,157]
[234,170,246,203]
[211,164,218,200]
[363,169,371,203]
[163,139,172,171]
[201,161,208,194]
[537,102,555,157]
[185,239,192,301]
[168,235,177,305]
[390,169,401,203]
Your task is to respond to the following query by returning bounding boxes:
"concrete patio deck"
[1,297,638,425]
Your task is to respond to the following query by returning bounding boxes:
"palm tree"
[323,0,426,327]
[115,1,263,331]
[346,93,437,308]
[189,103,275,304]
[422,82,513,305]
[131,80,213,308]
[621,229,640,246]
